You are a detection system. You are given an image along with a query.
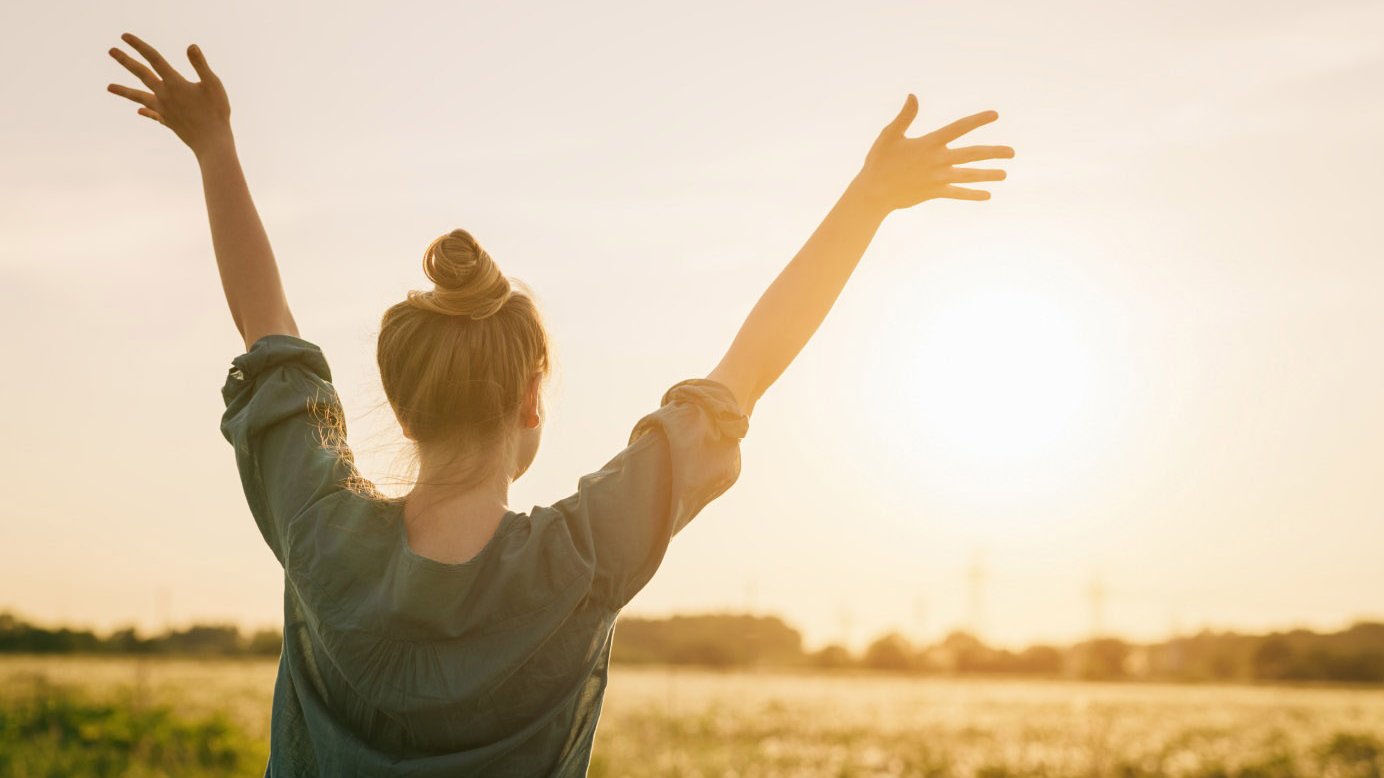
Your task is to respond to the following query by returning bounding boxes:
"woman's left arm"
[108,33,298,350]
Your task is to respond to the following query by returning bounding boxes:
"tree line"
[0,612,280,656]
[4,610,1383,683]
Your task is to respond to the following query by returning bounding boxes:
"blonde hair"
[376,228,550,488]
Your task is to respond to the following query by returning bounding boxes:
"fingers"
[926,110,999,145]
[120,33,187,84]
[186,44,219,83]
[948,167,1006,184]
[107,83,158,110]
[137,107,167,125]
[109,47,161,92]
[881,93,919,138]
[948,145,1015,164]
[938,185,991,201]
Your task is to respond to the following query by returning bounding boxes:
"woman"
[107,32,1013,777]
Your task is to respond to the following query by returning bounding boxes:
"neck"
[401,452,514,564]
[407,447,512,520]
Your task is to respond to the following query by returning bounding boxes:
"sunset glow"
[4,1,1384,655]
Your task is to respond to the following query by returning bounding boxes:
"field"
[2,656,1383,777]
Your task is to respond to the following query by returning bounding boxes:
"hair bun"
[407,228,512,319]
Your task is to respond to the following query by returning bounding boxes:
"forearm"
[710,176,888,415]
[196,135,298,349]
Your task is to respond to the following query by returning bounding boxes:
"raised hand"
[107,33,232,157]
[853,94,1014,212]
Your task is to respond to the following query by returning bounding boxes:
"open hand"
[107,33,232,157]
[853,94,1014,211]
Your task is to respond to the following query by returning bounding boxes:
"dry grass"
[3,656,1383,776]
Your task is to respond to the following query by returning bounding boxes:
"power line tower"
[156,586,171,634]
[1168,606,1183,639]
[912,595,928,643]
[1088,572,1106,639]
[967,551,986,639]
[837,602,854,650]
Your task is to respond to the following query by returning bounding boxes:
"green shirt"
[220,334,748,776]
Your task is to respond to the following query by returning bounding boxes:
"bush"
[1316,732,1382,775]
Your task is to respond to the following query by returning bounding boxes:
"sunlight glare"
[907,284,1099,465]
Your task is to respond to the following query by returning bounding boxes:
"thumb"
[187,44,219,82]
[881,93,918,137]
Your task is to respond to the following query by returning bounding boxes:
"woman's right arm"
[707,94,1015,417]
[108,33,298,351]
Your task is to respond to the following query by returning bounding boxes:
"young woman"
[107,32,1013,777]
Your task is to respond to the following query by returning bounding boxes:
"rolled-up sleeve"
[220,334,360,566]
[551,378,749,611]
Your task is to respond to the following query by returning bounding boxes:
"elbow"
[237,309,300,350]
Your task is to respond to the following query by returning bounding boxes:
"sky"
[2,0,1383,651]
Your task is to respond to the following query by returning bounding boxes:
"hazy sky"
[3,0,1383,650]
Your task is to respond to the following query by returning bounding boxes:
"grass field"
[2,655,1383,777]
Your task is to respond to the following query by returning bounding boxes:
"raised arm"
[107,33,298,351]
[707,94,1014,417]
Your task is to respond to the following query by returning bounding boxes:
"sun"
[899,284,1101,466]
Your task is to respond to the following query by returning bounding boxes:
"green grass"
[0,673,266,778]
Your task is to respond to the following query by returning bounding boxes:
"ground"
[2,656,1382,777]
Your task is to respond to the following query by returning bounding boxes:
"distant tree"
[247,629,283,657]
[1309,649,1384,683]
[1253,637,1294,680]
[939,631,992,673]
[864,632,914,672]
[1209,651,1238,680]
[105,627,153,654]
[1014,645,1063,675]
[611,614,803,667]
[1076,638,1129,680]
[1349,650,1384,683]
[156,625,241,655]
[0,615,101,654]
[941,631,985,654]
[3,606,1384,685]
[1344,622,1384,643]
[809,644,855,669]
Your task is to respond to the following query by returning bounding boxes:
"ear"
[521,373,543,428]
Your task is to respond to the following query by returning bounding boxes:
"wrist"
[193,129,237,165]
[842,173,893,222]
